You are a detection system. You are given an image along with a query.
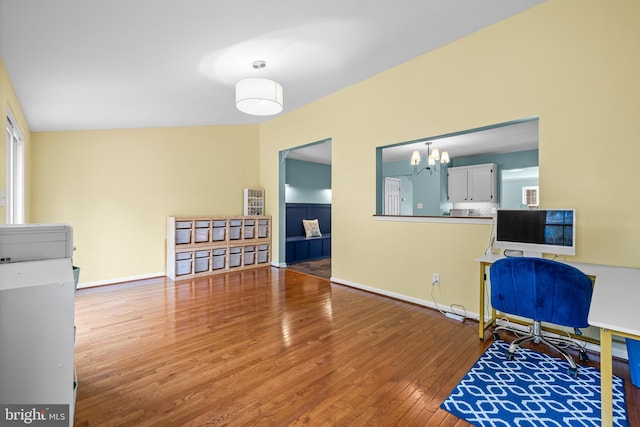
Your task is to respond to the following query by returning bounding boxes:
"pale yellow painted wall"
[260,0,640,313]
[31,125,260,284]
[0,57,31,223]
[15,0,640,312]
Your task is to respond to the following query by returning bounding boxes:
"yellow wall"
[14,0,640,312]
[31,126,259,284]
[0,57,31,223]
[260,0,640,313]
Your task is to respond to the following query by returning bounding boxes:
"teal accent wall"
[376,148,383,214]
[382,161,445,216]
[286,159,331,188]
[502,176,538,208]
[450,149,538,169]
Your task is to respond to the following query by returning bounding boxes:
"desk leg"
[600,328,613,427]
[479,262,485,340]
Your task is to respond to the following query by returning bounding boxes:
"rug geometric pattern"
[441,340,629,427]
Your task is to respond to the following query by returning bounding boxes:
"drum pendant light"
[235,61,283,116]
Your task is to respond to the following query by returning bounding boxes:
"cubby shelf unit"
[166,216,271,280]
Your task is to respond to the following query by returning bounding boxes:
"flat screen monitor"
[494,209,575,257]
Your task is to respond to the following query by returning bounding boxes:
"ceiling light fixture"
[411,142,450,175]
[235,61,283,116]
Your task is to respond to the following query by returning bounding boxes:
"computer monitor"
[494,209,575,257]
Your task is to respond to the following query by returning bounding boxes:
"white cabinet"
[447,163,496,203]
[0,258,76,426]
[447,168,469,202]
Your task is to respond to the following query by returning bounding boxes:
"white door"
[384,177,401,215]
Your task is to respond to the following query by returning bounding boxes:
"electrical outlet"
[432,273,440,285]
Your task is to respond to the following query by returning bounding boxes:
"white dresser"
[0,225,76,426]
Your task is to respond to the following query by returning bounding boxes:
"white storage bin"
[194,257,209,273]
[176,252,192,261]
[257,245,269,264]
[229,219,243,227]
[244,226,255,239]
[195,220,210,228]
[229,254,242,267]
[175,229,191,245]
[212,255,225,270]
[212,220,227,227]
[243,246,256,265]
[194,228,209,243]
[229,226,241,240]
[229,247,242,267]
[195,250,210,258]
[195,249,210,273]
[176,260,192,275]
[176,221,192,229]
[212,227,226,241]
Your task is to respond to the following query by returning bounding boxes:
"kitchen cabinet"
[447,163,496,203]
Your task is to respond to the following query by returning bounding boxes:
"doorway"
[279,139,332,279]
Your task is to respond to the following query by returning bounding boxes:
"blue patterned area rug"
[441,340,629,426]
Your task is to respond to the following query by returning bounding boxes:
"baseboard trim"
[329,276,480,320]
[76,272,166,289]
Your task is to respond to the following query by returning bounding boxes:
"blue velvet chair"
[490,257,593,377]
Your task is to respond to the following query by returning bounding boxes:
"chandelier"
[411,142,450,175]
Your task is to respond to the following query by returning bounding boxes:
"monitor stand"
[523,250,543,258]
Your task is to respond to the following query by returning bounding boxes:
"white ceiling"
[286,142,333,165]
[0,0,543,133]
[382,118,539,163]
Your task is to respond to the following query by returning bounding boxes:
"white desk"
[476,254,640,427]
[586,265,640,427]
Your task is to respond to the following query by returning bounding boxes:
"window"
[6,111,25,224]
[376,117,539,217]
[522,186,539,207]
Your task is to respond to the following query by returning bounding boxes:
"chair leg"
[539,337,577,370]
[496,320,583,377]
[503,320,580,377]
[508,334,535,358]
[493,322,529,342]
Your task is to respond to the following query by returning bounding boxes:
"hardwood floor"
[74,267,639,426]
[285,257,331,280]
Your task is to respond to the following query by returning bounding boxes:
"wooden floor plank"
[73,267,639,426]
